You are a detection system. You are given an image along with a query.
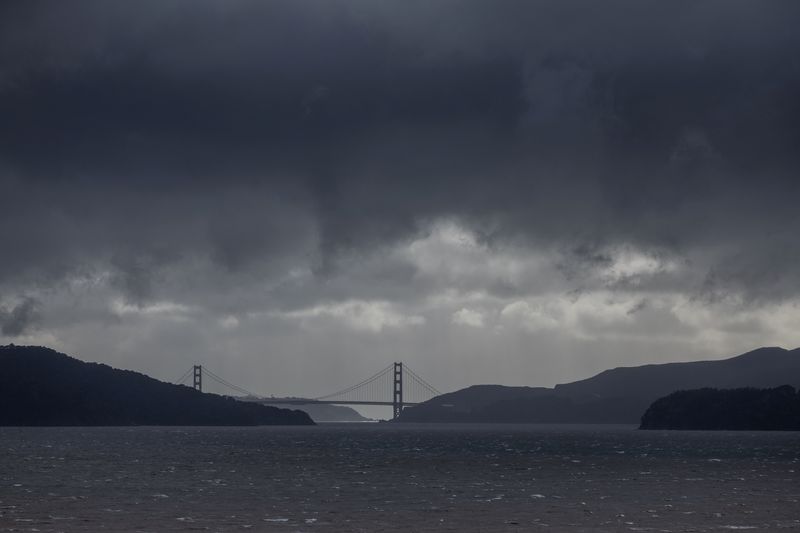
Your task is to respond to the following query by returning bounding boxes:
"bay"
[1,424,798,531]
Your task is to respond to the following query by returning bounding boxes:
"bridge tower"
[393,362,403,419]
[193,365,202,392]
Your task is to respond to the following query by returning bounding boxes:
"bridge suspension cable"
[314,363,395,401]
[312,362,440,404]
[175,367,194,386]
[405,365,441,398]
[174,365,261,398]
[174,361,442,417]
[201,367,261,398]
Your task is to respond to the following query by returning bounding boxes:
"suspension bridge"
[176,362,441,419]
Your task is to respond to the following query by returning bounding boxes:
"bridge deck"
[246,399,420,407]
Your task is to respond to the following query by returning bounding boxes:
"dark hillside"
[640,386,800,430]
[399,347,800,423]
[0,345,313,426]
[554,347,800,401]
[398,385,551,422]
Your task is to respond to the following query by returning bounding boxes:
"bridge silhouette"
[176,362,441,419]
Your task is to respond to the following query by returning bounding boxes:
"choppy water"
[1,424,798,532]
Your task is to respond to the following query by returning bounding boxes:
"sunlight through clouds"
[280,300,425,333]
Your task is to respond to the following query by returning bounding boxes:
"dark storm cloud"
[0,297,40,336]
[1,0,800,309]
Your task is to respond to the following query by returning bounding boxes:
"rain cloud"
[1,1,799,396]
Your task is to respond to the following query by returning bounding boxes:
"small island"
[640,385,800,430]
[0,345,313,426]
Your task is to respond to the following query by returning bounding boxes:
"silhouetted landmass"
[399,347,800,424]
[0,345,313,426]
[640,385,800,430]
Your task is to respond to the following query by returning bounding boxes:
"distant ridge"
[0,345,313,426]
[398,347,800,424]
[252,398,371,422]
[553,346,800,401]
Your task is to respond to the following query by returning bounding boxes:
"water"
[1,424,798,531]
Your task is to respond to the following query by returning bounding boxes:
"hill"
[0,345,313,426]
[398,347,800,424]
[640,385,800,430]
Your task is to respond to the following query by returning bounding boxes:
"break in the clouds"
[1,1,800,398]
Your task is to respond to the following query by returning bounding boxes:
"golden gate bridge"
[176,362,440,419]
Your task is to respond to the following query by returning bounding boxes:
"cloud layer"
[2,1,799,398]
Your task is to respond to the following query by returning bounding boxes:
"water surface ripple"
[1,424,798,531]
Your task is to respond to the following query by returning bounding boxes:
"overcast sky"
[1,1,799,402]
